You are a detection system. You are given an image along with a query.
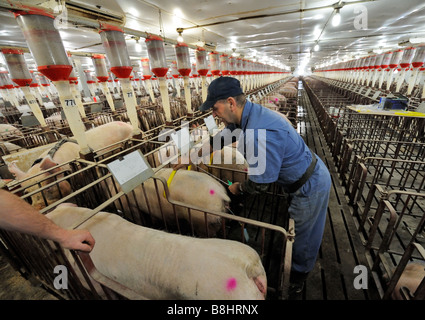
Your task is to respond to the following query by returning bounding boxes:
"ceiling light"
[332,8,341,27]
[176,28,184,43]
[314,43,320,52]
[410,37,425,44]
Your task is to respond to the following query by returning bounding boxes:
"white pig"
[104,168,230,236]
[46,206,267,300]
[8,121,133,210]
[391,262,425,300]
[199,145,248,184]
[0,123,23,138]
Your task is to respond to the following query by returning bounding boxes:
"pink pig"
[8,121,133,210]
[47,206,268,300]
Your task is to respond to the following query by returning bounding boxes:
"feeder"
[348,60,358,83]
[191,63,199,94]
[251,62,259,88]
[220,54,229,76]
[370,53,384,87]
[245,59,253,91]
[0,70,19,107]
[67,53,86,118]
[131,67,141,92]
[209,51,220,78]
[99,25,132,79]
[145,34,172,123]
[29,70,43,102]
[241,59,248,91]
[141,58,155,102]
[175,42,193,114]
[13,9,90,153]
[170,61,181,98]
[195,47,209,101]
[396,47,416,92]
[363,55,376,85]
[236,58,243,76]
[1,48,47,127]
[14,10,72,81]
[145,36,172,122]
[229,56,237,76]
[37,73,53,100]
[378,51,394,88]
[353,57,366,84]
[386,49,403,90]
[92,54,115,112]
[407,45,425,95]
[342,60,351,82]
[84,70,97,97]
[100,23,139,134]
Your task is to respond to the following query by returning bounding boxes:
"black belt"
[286,150,318,194]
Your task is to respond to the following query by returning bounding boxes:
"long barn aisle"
[295,79,381,300]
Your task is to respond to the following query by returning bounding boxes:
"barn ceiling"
[0,0,425,76]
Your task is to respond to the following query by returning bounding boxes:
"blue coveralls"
[235,100,331,274]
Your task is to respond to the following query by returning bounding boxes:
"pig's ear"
[39,156,60,172]
[8,161,27,180]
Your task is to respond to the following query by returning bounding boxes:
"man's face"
[212,98,235,125]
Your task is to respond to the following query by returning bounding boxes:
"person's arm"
[172,124,239,171]
[0,189,95,252]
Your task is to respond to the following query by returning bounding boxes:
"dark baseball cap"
[199,76,244,112]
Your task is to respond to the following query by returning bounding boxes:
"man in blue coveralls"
[195,76,331,297]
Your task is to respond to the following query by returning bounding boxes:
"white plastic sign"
[204,115,218,135]
[107,150,154,194]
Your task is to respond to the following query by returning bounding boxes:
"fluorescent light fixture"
[176,28,184,43]
[410,37,425,44]
[332,9,341,27]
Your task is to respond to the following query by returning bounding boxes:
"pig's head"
[8,157,73,210]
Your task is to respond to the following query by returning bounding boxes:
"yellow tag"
[163,170,177,198]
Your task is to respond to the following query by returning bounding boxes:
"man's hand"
[228,182,242,195]
[58,229,95,252]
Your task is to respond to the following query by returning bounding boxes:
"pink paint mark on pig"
[209,189,215,195]
[226,278,237,291]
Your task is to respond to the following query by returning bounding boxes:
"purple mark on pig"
[226,278,237,291]
[210,189,215,195]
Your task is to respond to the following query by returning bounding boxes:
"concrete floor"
[0,253,56,300]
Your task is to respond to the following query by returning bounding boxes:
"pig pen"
[0,148,294,300]
[304,76,425,300]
